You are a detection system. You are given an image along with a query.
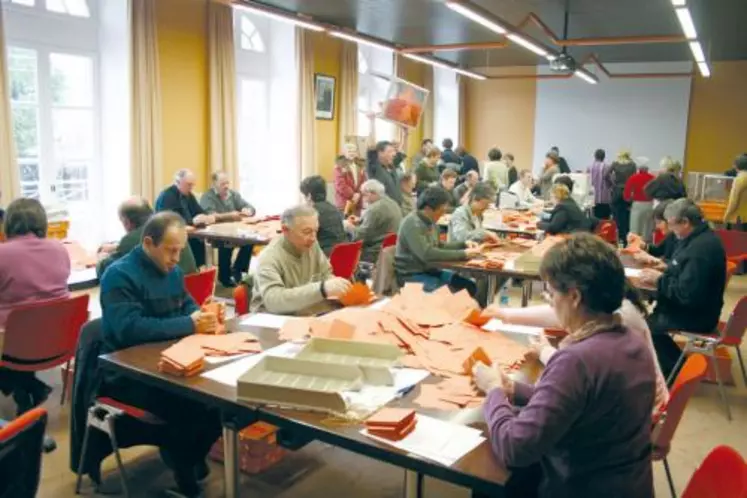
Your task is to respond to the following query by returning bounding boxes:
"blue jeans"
[402,270,478,297]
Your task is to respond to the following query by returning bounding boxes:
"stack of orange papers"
[159,341,205,377]
[365,408,417,441]
[158,332,262,376]
[339,282,376,307]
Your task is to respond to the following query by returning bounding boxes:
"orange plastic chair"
[681,446,747,498]
[329,240,363,280]
[716,229,747,263]
[184,267,217,306]
[594,219,618,245]
[233,284,249,316]
[0,295,90,408]
[0,407,48,498]
[381,232,398,249]
[653,354,708,498]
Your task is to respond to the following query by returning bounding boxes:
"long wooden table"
[190,220,281,266]
[98,320,543,498]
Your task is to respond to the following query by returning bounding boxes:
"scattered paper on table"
[361,414,485,467]
[239,313,292,329]
[482,319,542,336]
[204,353,251,365]
[624,267,643,278]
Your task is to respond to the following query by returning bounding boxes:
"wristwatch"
[320,280,328,298]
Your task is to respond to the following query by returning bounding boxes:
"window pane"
[240,16,265,53]
[238,79,268,203]
[19,159,41,200]
[50,53,94,107]
[54,161,89,202]
[11,106,40,158]
[46,0,90,17]
[9,47,38,104]
[11,0,35,5]
[52,108,94,159]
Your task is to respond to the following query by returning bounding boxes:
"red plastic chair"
[0,407,47,498]
[594,219,618,245]
[652,228,665,246]
[381,232,398,249]
[681,446,747,498]
[184,267,217,306]
[716,229,747,263]
[329,240,363,279]
[653,354,708,498]
[233,284,249,316]
[0,295,90,407]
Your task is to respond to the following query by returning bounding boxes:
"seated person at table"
[400,172,417,217]
[0,198,70,407]
[99,212,221,497]
[343,179,402,264]
[627,199,676,269]
[474,234,656,498]
[97,197,197,278]
[439,168,460,213]
[448,183,500,244]
[508,170,540,208]
[538,184,590,235]
[300,175,346,257]
[251,205,352,314]
[484,279,668,413]
[638,199,727,379]
[395,186,481,294]
[414,145,441,195]
[553,174,574,193]
[453,170,479,206]
[200,171,257,287]
[155,169,216,267]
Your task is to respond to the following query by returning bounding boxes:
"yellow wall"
[155,0,210,191]
[312,33,342,180]
[397,57,426,161]
[685,61,747,174]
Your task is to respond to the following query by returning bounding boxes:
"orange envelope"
[368,417,417,441]
[365,408,416,431]
[462,347,492,375]
[464,309,491,327]
[161,341,205,370]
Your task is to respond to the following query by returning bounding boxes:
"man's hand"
[193,214,215,226]
[324,277,353,299]
[352,193,361,204]
[527,332,552,362]
[240,208,254,217]
[472,362,515,400]
[627,233,644,248]
[98,243,118,255]
[347,215,360,225]
[484,231,500,244]
[191,310,218,334]
[465,246,482,258]
[343,220,355,233]
[640,268,663,285]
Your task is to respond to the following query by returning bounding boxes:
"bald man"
[97,197,197,278]
[155,169,215,267]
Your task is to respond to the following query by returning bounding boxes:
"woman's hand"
[472,363,515,400]
[482,304,508,321]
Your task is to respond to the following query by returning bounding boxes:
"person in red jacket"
[333,144,366,216]
[624,163,656,242]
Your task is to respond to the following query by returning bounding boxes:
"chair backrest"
[329,240,363,279]
[721,296,747,344]
[654,354,708,453]
[652,228,665,245]
[1,294,90,372]
[0,407,48,498]
[716,229,747,261]
[726,261,738,288]
[233,285,249,316]
[381,232,398,249]
[595,219,618,245]
[184,267,217,306]
[682,445,747,498]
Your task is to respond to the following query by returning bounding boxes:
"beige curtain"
[0,6,19,202]
[208,1,238,187]
[131,0,163,202]
[421,66,434,141]
[458,75,467,148]
[337,41,358,148]
[297,28,316,179]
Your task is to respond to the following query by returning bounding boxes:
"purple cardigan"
[0,235,71,327]
[589,161,611,205]
[484,326,655,498]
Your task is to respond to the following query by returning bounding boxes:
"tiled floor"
[3,276,746,498]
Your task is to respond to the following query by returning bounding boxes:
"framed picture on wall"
[314,73,336,120]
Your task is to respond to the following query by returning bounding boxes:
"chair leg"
[75,418,93,494]
[666,342,689,387]
[710,354,732,421]
[735,346,747,387]
[60,360,71,406]
[107,416,131,498]
[663,458,676,498]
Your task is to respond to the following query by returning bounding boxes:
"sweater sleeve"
[657,256,713,307]
[255,257,327,314]
[483,351,586,468]
[404,221,467,263]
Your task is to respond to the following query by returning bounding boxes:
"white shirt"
[508,180,537,207]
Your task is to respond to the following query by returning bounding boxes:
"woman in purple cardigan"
[474,233,656,498]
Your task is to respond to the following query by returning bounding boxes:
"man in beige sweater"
[250,205,352,314]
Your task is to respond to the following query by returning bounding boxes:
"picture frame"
[314,73,336,120]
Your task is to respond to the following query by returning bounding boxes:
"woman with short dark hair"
[475,234,656,498]
[300,175,346,256]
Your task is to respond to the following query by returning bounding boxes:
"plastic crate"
[209,422,287,475]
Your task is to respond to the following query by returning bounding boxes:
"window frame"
[7,0,95,19]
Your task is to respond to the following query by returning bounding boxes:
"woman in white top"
[484,281,669,414]
[508,169,540,208]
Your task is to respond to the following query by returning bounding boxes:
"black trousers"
[647,311,716,381]
[218,246,253,282]
[592,203,611,220]
[611,200,631,245]
[189,238,206,268]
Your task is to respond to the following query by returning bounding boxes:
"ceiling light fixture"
[507,33,548,57]
[689,41,706,63]
[233,3,324,31]
[330,31,393,52]
[671,0,686,5]
[697,61,711,78]
[574,70,598,85]
[675,7,698,39]
[402,53,486,80]
[445,1,507,34]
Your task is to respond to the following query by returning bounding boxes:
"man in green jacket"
[344,179,402,264]
[96,197,197,279]
[395,186,481,295]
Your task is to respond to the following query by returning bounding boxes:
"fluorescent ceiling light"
[697,61,711,78]
[546,54,558,61]
[671,0,686,5]
[507,33,548,57]
[454,67,487,81]
[675,7,697,39]
[233,3,324,31]
[330,31,392,52]
[402,53,486,80]
[446,2,507,34]
[574,70,598,84]
[689,41,705,63]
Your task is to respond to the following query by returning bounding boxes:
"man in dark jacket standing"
[456,146,480,179]
[638,199,727,379]
[367,141,403,206]
[550,146,571,174]
[441,138,461,166]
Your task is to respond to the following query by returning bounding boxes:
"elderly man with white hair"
[251,205,352,314]
[344,179,403,263]
[155,169,215,267]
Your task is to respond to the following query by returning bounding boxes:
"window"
[10,0,34,6]
[234,12,299,215]
[433,67,460,148]
[46,0,89,17]
[357,46,395,141]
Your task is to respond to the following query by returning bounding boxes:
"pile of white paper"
[482,319,542,336]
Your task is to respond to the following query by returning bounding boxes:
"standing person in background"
[484,148,508,192]
[441,138,461,165]
[456,146,480,178]
[366,140,403,206]
[333,145,366,216]
[411,138,433,170]
[645,157,687,204]
[300,175,346,256]
[539,153,560,200]
[414,146,441,194]
[400,173,417,217]
[505,153,518,186]
[588,149,611,219]
[606,151,637,246]
[625,163,656,242]
[724,153,747,231]
[550,146,571,174]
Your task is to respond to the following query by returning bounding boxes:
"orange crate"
[48,220,70,240]
[209,422,287,474]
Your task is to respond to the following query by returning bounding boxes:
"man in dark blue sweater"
[100,212,221,497]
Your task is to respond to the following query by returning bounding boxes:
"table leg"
[403,470,424,498]
[487,276,498,306]
[521,281,531,307]
[223,423,240,498]
[205,242,214,267]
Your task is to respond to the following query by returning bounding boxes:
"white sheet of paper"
[624,267,643,278]
[201,342,303,386]
[362,415,486,467]
[367,298,391,310]
[204,353,251,365]
[239,313,292,329]
[482,319,542,336]
[502,259,516,271]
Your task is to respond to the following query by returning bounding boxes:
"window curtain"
[208,1,238,186]
[337,40,358,148]
[422,66,434,141]
[458,75,467,148]
[0,6,19,202]
[130,0,162,202]
[297,28,316,179]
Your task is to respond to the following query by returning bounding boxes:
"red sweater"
[624,172,655,202]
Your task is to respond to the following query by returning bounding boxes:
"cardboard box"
[295,338,402,386]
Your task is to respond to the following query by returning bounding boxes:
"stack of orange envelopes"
[158,340,205,377]
[365,408,417,441]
